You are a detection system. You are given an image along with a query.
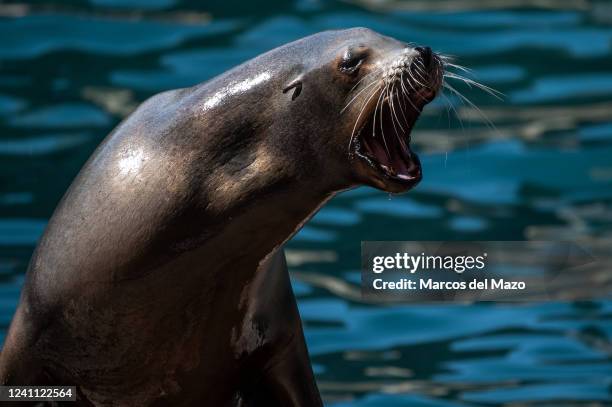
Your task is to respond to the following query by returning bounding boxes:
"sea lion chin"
[0,27,442,406]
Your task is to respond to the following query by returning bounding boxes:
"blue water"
[1,1,611,405]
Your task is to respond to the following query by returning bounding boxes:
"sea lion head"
[280,28,443,194]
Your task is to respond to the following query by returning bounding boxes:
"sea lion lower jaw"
[0,27,442,406]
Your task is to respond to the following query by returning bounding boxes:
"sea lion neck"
[193,154,337,271]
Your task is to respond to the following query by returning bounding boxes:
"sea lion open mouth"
[350,46,443,192]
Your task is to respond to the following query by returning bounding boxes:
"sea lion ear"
[283,76,303,100]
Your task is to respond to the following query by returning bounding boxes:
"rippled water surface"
[1,0,611,405]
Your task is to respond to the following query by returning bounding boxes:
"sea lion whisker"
[440,88,465,131]
[373,81,384,138]
[392,81,407,132]
[349,80,384,145]
[385,83,400,139]
[398,70,423,114]
[372,85,381,142]
[388,81,406,134]
[407,61,428,90]
[396,78,412,129]
[386,83,403,144]
[413,60,434,89]
[438,59,445,87]
[348,82,384,150]
[440,91,454,127]
[341,79,382,113]
[413,58,427,74]
[349,65,383,93]
[443,62,473,74]
[412,64,427,82]
[438,60,467,132]
[408,68,427,89]
[395,71,412,129]
[404,69,419,93]
[399,70,415,103]
[342,65,387,113]
[444,72,504,99]
[373,82,393,160]
[413,68,431,90]
[399,70,409,97]
[443,81,498,132]
[352,65,385,93]
[390,82,410,151]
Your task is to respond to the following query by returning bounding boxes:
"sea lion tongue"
[368,138,420,181]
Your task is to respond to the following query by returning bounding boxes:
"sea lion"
[0,27,443,406]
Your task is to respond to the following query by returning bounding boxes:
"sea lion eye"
[339,50,366,75]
